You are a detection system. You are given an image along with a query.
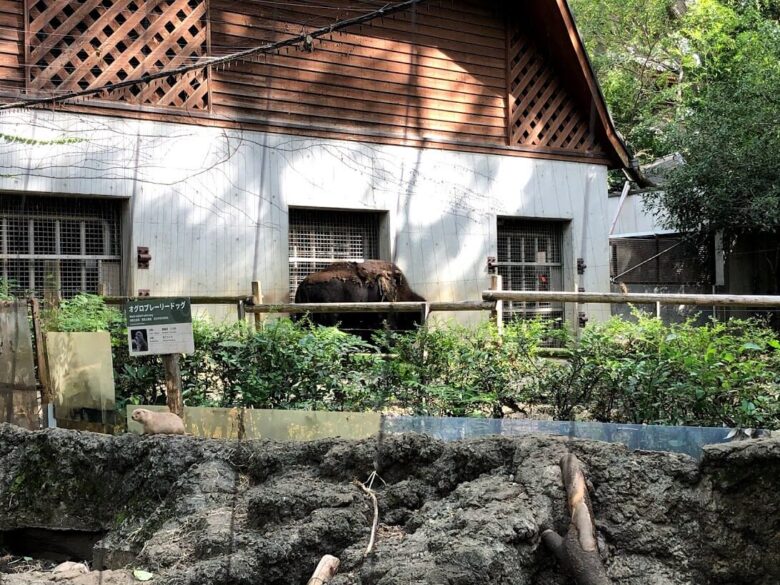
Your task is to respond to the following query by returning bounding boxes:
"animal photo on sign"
[130,329,149,352]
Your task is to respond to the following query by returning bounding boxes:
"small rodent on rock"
[131,408,185,435]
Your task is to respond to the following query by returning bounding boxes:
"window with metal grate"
[288,208,381,301]
[496,217,565,325]
[0,196,122,299]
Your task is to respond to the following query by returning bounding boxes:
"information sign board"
[126,297,194,356]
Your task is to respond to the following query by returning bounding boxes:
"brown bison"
[293,260,425,338]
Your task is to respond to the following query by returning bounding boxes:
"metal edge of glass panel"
[384,416,770,460]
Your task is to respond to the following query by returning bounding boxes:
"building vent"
[610,236,709,285]
[0,196,122,299]
[496,218,564,324]
[288,208,381,301]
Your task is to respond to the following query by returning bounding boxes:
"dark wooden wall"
[0,0,615,166]
[209,0,507,149]
[0,0,23,96]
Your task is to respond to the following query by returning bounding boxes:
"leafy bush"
[576,313,780,428]
[182,318,377,411]
[43,294,780,429]
[370,320,549,417]
[46,294,124,332]
[0,278,14,301]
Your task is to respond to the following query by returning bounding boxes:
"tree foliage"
[653,4,780,241]
[572,0,780,242]
[569,0,684,160]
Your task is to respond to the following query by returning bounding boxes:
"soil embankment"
[0,424,777,584]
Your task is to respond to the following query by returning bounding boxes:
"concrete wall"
[0,109,613,324]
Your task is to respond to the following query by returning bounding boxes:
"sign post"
[162,354,183,416]
[125,297,194,417]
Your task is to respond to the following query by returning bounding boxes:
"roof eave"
[555,0,633,171]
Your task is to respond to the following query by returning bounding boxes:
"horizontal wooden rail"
[247,302,424,314]
[246,301,493,314]
[482,290,780,308]
[428,301,495,312]
[103,296,249,305]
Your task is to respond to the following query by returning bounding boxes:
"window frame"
[0,209,121,297]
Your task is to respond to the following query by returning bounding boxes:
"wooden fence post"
[29,298,51,428]
[162,354,183,417]
[251,280,263,331]
[489,274,504,336]
[420,302,430,326]
[237,300,246,323]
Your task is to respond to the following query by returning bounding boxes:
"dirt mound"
[0,424,778,585]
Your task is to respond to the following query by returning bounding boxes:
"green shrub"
[46,294,124,332]
[42,294,780,429]
[370,320,549,417]
[190,318,378,411]
[0,278,14,301]
[577,313,780,428]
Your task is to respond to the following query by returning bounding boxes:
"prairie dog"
[131,408,185,435]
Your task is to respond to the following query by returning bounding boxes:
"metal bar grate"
[497,218,564,325]
[610,236,710,285]
[0,196,122,299]
[288,208,381,301]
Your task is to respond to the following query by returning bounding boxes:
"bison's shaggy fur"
[294,260,425,338]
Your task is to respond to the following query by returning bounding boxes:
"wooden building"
[0,0,632,325]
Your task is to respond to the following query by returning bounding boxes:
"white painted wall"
[0,109,613,324]
[608,191,674,238]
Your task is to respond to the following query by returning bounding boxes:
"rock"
[2,569,134,585]
[0,424,778,585]
[52,562,88,574]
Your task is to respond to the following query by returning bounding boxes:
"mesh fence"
[288,208,381,300]
[0,196,122,299]
[610,235,711,285]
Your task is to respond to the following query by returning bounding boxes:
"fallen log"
[542,453,610,585]
[307,555,340,585]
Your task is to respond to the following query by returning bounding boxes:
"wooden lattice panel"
[507,27,603,154]
[25,0,210,109]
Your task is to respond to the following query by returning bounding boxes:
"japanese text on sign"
[126,297,194,356]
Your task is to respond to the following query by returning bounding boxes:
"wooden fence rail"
[244,301,493,314]
[97,290,780,320]
[102,295,248,305]
[482,290,780,308]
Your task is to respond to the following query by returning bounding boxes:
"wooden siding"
[0,0,23,95]
[209,0,508,149]
[0,0,618,166]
